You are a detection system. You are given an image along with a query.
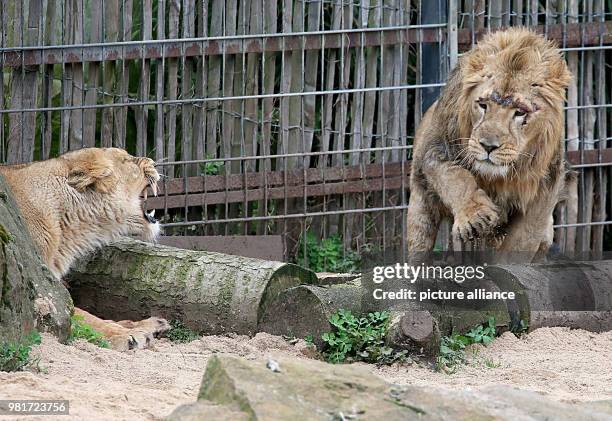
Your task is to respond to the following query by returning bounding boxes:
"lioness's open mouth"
[142,176,159,224]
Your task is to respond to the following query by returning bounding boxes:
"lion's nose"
[479,137,500,154]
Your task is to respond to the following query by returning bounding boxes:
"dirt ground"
[0,327,611,421]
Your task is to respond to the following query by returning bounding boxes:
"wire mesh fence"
[0,0,610,266]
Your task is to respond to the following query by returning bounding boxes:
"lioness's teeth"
[151,182,158,197]
[143,189,148,201]
[148,210,155,218]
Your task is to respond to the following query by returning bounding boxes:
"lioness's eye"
[478,102,487,111]
[514,110,526,117]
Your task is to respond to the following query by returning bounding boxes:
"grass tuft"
[165,320,200,343]
[69,315,110,348]
[321,309,407,365]
[0,331,41,372]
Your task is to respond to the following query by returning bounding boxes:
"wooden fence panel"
[0,0,610,260]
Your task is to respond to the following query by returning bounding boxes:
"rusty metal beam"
[146,149,612,211]
[458,21,612,50]
[2,22,609,68]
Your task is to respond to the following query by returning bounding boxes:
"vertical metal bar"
[420,0,446,112]
[448,0,458,70]
[301,0,307,267]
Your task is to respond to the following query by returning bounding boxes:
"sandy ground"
[0,327,611,420]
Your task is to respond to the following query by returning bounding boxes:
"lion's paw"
[452,190,499,242]
[108,317,171,351]
[108,330,154,351]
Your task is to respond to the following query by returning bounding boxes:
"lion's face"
[458,28,571,180]
[63,147,161,241]
[466,82,538,178]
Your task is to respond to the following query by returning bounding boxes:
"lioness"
[406,28,571,260]
[0,148,170,350]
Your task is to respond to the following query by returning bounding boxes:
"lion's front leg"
[498,210,555,261]
[73,307,170,351]
[421,159,500,243]
[497,188,560,261]
[406,183,441,252]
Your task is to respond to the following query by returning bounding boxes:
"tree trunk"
[66,239,317,335]
[258,280,363,346]
[260,261,612,353]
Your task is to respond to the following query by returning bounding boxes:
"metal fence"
[0,0,610,264]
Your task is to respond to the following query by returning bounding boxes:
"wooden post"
[101,0,119,147]
[166,0,180,176]
[136,0,152,157]
[7,0,41,163]
[83,0,102,148]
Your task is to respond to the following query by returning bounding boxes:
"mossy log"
[66,239,317,335]
[258,280,362,346]
[261,260,612,352]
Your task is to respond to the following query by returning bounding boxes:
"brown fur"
[0,148,170,350]
[406,28,571,259]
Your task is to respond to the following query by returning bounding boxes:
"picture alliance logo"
[372,263,488,284]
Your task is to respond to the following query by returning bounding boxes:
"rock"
[165,401,249,421]
[0,175,72,343]
[167,355,612,421]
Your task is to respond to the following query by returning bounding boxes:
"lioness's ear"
[67,155,117,194]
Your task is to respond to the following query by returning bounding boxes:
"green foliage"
[436,333,469,373]
[464,316,496,345]
[199,155,225,176]
[321,309,407,365]
[0,331,42,372]
[296,232,361,273]
[69,315,110,348]
[165,320,200,343]
[436,317,497,373]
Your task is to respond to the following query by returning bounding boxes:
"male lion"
[406,28,571,260]
[0,148,170,350]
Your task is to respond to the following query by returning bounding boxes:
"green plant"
[165,320,200,343]
[464,316,496,345]
[321,309,406,365]
[436,333,469,373]
[436,317,498,373]
[199,155,224,176]
[483,357,501,368]
[0,331,42,372]
[296,233,361,273]
[304,334,314,346]
[69,315,110,348]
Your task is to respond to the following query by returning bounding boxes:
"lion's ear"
[67,154,117,194]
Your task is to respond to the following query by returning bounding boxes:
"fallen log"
[258,280,362,345]
[261,260,612,352]
[386,310,440,355]
[67,237,612,352]
[66,239,317,335]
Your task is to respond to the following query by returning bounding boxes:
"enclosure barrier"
[0,0,610,266]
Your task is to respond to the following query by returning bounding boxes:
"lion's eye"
[514,110,526,117]
[478,102,487,111]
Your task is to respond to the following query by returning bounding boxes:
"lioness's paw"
[452,191,499,242]
[108,330,155,352]
[108,317,170,352]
